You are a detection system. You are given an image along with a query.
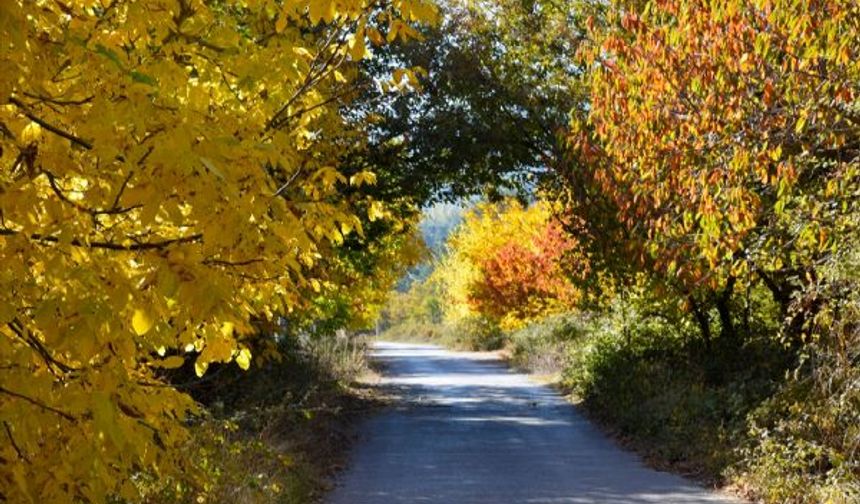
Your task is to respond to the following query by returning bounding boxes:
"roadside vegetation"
[141,332,380,504]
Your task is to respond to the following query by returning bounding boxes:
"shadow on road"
[327,343,740,504]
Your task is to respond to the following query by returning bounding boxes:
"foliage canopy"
[0,0,434,501]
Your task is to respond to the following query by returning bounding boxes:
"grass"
[135,334,381,504]
[379,315,506,351]
[505,305,858,503]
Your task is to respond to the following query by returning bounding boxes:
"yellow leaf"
[93,392,123,449]
[20,122,42,144]
[349,31,368,60]
[368,200,385,221]
[367,27,384,46]
[235,348,251,370]
[275,13,288,33]
[12,465,35,504]
[155,356,185,369]
[132,309,154,335]
[308,0,336,24]
[0,301,15,324]
[770,145,782,161]
[387,20,401,43]
[194,359,209,377]
[200,156,225,180]
[349,170,377,187]
[293,46,313,59]
[795,111,808,133]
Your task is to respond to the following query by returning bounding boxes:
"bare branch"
[3,421,30,463]
[7,320,78,374]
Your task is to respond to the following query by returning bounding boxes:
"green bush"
[559,291,793,481]
[734,247,860,503]
[566,330,736,473]
[137,332,371,503]
[439,315,506,351]
[546,272,858,502]
[508,313,584,374]
[738,375,859,504]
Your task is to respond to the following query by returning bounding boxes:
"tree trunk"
[688,295,712,352]
[756,268,791,313]
[716,276,737,344]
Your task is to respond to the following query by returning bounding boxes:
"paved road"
[327,342,741,504]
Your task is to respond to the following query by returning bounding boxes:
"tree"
[567,0,860,341]
[580,0,859,284]
[299,212,427,335]
[470,219,579,327]
[435,199,580,329]
[344,0,598,203]
[0,0,435,501]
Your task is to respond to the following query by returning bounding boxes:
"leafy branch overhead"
[0,0,435,501]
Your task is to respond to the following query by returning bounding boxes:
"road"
[327,342,741,504]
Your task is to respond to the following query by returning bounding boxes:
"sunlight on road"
[328,342,741,504]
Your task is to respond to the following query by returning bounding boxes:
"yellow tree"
[435,199,579,329]
[0,0,435,501]
[302,211,427,333]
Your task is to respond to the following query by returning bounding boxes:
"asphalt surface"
[327,342,741,504]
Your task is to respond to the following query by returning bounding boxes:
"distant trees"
[434,200,580,330]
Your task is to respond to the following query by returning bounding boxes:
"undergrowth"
[379,315,505,351]
[507,286,858,503]
[135,333,374,504]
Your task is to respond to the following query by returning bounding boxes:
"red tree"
[469,222,578,325]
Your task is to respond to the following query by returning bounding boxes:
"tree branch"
[8,97,93,150]
[43,170,142,216]
[203,257,265,267]
[0,386,76,422]
[0,228,202,251]
[3,421,29,462]
[21,91,94,106]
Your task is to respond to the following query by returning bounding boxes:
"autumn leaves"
[432,201,580,331]
[0,0,435,502]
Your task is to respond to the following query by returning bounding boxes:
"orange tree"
[0,0,435,501]
[470,219,579,325]
[434,199,580,330]
[567,0,860,343]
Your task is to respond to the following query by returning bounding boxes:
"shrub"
[439,315,506,351]
[377,321,443,342]
[137,332,370,503]
[735,246,860,503]
[561,293,792,481]
[509,313,584,375]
